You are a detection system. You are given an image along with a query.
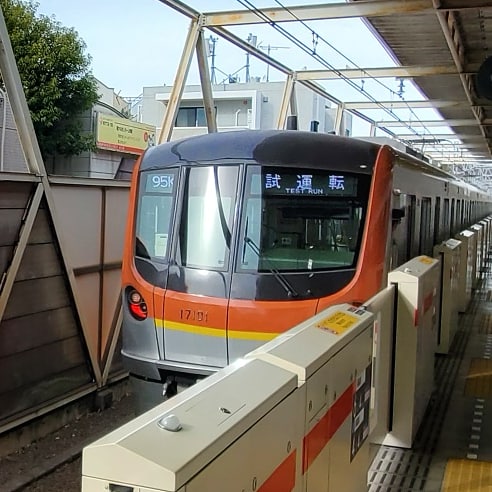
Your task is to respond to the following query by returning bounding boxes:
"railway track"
[0,384,136,492]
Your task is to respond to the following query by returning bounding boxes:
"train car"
[121,129,492,397]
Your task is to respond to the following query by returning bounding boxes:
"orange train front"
[121,129,489,397]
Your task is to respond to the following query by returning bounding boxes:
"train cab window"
[177,165,239,270]
[135,168,179,260]
[238,165,368,272]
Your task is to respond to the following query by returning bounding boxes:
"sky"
[34,0,442,137]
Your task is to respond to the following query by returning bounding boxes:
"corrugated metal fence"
[0,172,129,432]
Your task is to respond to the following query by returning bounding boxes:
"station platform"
[369,260,492,491]
[80,245,492,492]
[6,265,492,491]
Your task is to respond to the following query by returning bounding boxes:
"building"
[42,80,352,179]
[45,80,155,179]
[135,80,352,140]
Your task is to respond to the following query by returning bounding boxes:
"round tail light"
[127,289,147,321]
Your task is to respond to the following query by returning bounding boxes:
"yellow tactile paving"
[465,359,492,398]
[441,459,492,491]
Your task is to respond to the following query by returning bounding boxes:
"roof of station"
[160,0,492,191]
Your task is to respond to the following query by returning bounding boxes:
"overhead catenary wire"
[271,0,437,138]
[234,0,438,142]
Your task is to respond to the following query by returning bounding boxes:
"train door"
[228,165,332,361]
[161,165,239,369]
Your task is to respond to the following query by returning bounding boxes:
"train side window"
[178,165,239,270]
[443,198,450,239]
[419,197,432,256]
[450,199,456,236]
[433,197,441,245]
[406,195,417,260]
[456,199,462,233]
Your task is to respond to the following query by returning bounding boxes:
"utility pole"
[246,33,257,83]
[258,43,289,82]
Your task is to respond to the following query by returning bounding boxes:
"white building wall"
[325,108,353,136]
[48,100,135,179]
[141,85,166,128]
[97,80,129,113]
[46,79,136,179]
[137,81,351,140]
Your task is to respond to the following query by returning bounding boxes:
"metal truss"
[158,0,492,191]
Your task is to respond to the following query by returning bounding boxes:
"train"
[121,129,492,398]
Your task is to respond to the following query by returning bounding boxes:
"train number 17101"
[179,308,209,323]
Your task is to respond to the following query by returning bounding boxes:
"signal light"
[127,289,147,321]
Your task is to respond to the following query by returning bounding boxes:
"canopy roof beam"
[296,65,457,80]
[202,0,490,27]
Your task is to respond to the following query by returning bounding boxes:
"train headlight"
[127,288,148,321]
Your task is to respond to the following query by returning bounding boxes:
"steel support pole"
[101,296,123,385]
[158,19,201,143]
[0,182,43,322]
[277,74,295,129]
[290,82,298,121]
[196,30,217,133]
[335,103,346,135]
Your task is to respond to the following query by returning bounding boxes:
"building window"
[175,107,210,127]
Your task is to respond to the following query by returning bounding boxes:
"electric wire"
[233,0,447,147]
[235,0,430,140]
[270,0,437,140]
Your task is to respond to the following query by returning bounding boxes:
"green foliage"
[0,0,99,157]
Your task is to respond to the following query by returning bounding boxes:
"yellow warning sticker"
[419,256,434,264]
[316,311,358,335]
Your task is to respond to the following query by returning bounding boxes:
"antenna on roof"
[207,36,218,84]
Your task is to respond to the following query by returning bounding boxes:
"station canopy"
[160,0,492,192]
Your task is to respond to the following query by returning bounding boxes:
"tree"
[0,0,99,158]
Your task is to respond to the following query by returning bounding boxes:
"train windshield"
[135,168,179,260]
[177,165,239,270]
[238,165,366,272]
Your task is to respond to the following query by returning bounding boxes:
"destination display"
[144,171,177,194]
[261,169,358,197]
